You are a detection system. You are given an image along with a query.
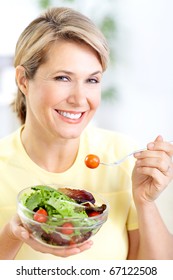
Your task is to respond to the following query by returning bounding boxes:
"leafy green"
[21,185,88,222]
[25,192,42,211]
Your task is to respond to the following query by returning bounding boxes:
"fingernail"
[134,152,141,157]
[148,143,155,149]
[136,160,141,166]
[21,231,28,239]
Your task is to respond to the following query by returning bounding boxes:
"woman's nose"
[67,83,87,106]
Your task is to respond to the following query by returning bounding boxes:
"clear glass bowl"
[17,185,108,248]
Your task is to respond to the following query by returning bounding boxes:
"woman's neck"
[21,125,80,173]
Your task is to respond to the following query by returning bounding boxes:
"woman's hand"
[10,214,93,258]
[132,135,173,205]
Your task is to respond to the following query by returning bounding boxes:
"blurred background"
[0,0,173,230]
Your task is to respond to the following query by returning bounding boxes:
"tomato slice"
[61,222,74,235]
[84,154,100,169]
[88,211,100,217]
[33,208,48,223]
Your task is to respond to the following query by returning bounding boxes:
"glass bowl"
[17,185,108,248]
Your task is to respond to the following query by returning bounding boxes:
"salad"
[18,185,107,247]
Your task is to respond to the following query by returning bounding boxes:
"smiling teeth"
[58,111,82,120]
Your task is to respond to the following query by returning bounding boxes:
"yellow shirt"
[0,125,138,260]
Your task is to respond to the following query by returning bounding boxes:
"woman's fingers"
[134,135,173,178]
[10,214,93,258]
[23,235,93,257]
[147,136,173,157]
[135,151,172,173]
[132,136,173,202]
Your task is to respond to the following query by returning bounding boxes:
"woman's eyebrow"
[90,70,103,75]
[51,70,103,76]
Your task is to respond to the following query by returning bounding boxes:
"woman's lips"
[55,110,83,120]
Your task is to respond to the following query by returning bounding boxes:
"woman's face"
[24,41,103,140]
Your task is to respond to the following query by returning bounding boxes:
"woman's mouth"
[56,110,83,120]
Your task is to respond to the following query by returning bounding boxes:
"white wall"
[95,0,173,146]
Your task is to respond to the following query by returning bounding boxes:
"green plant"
[38,0,75,8]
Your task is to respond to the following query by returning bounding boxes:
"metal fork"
[100,140,173,167]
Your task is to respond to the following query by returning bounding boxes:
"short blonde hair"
[13,7,109,124]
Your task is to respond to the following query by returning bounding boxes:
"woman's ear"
[15,65,29,95]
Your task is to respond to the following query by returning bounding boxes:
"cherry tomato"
[88,211,100,217]
[33,208,48,223]
[84,154,100,169]
[61,222,74,235]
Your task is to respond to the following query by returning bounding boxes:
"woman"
[0,7,173,260]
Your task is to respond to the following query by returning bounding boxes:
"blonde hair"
[13,7,109,124]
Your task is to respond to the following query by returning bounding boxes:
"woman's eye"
[54,76,69,81]
[87,78,99,84]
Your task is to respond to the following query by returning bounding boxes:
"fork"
[100,140,173,167]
